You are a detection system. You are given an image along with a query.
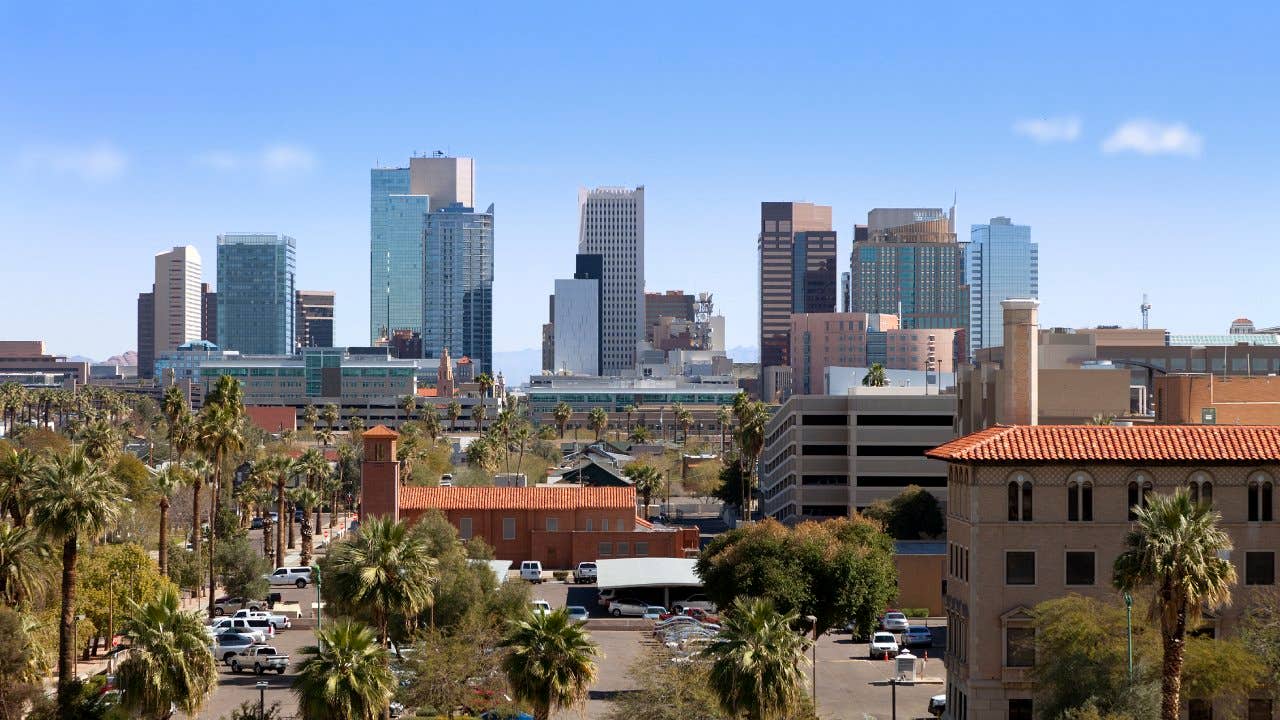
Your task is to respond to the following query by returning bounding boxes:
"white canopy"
[595,557,701,590]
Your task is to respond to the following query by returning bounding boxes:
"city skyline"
[3,4,1278,368]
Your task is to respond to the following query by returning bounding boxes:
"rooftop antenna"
[1141,293,1152,329]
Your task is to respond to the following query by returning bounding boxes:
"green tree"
[400,616,507,716]
[292,618,395,720]
[552,402,572,440]
[27,447,122,712]
[861,363,888,387]
[198,401,245,615]
[732,399,769,520]
[256,454,292,565]
[623,463,662,518]
[588,407,608,442]
[301,404,318,434]
[115,586,217,719]
[628,424,651,443]
[0,522,51,606]
[321,403,340,435]
[862,485,945,539]
[448,401,463,433]
[1113,490,1237,720]
[703,597,810,720]
[696,517,896,637]
[289,486,320,567]
[500,608,599,720]
[150,463,188,576]
[215,534,270,601]
[0,447,39,526]
[471,403,487,433]
[325,516,438,644]
[0,605,48,720]
[604,645,731,720]
[75,543,170,656]
[476,373,494,399]
[716,405,733,455]
[399,395,417,427]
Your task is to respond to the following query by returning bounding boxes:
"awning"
[595,558,701,590]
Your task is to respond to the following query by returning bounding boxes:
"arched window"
[1067,471,1094,522]
[1008,472,1033,521]
[1188,471,1214,506]
[1127,472,1154,521]
[1249,471,1274,522]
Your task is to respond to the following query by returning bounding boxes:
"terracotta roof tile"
[926,424,1280,464]
[400,486,637,511]
[361,425,399,439]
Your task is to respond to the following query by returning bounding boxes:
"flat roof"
[596,557,701,590]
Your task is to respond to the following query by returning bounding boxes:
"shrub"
[902,608,930,618]
[552,570,570,582]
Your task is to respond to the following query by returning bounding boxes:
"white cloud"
[17,142,128,181]
[194,144,317,174]
[1102,120,1203,157]
[261,144,316,173]
[192,150,241,170]
[1013,116,1082,143]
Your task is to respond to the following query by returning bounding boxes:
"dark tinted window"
[857,476,947,487]
[1006,552,1035,585]
[1008,698,1034,720]
[1246,552,1275,585]
[802,445,848,456]
[856,445,935,457]
[802,475,847,485]
[856,414,954,426]
[801,505,847,517]
[802,414,847,426]
[1065,551,1095,585]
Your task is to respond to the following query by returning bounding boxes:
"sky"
[1,2,1278,369]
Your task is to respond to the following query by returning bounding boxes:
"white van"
[520,560,543,583]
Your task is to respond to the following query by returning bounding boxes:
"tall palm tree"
[676,406,694,446]
[447,401,463,433]
[553,402,572,440]
[198,403,245,615]
[1113,490,1236,720]
[421,406,441,444]
[254,454,292,564]
[476,373,494,399]
[717,405,733,455]
[289,486,320,567]
[0,447,38,526]
[623,463,662,519]
[861,362,889,388]
[471,403,487,433]
[588,407,608,442]
[302,404,319,434]
[733,400,769,521]
[292,618,395,720]
[27,447,121,710]
[325,516,437,645]
[295,448,329,537]
[513,423,532,477]
[79,418,120,463]
[702,597,810,720]
[115,586,217,719]
[398,395,417,428]
[185,456,211,584]
[347,415,365,442]
[321,403,340,436]
[150,463,188,577]
[0,521,51,606]
[624,404,636,436]
[500,608,600,720]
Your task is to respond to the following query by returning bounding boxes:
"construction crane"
[1141,293,1152,329]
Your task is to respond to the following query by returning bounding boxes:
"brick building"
[1155,373,1280,426]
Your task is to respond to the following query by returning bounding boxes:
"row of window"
[1007,471,1277,523]
[1002,549,1277,587]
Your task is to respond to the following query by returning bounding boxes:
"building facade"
[201,283,218,346]
[578,187,644,374]
[967,217,1037,356]
[788,312,961,394]
[554,277,601,375]
[645,291,696,342]
[296,290,335,349]
[422,203,494,372]
[851,207,967,331]
[1155,374,1280,425]
[759,202,838,368]
[216,233,296,355]
[137,291,155,378]
[153,245,204,370]
[0,341,89,386]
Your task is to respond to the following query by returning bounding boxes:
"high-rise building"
[966,216,1037,355]
[644,291,696,342]
[296,290,336,349]
[578,187,644,375]
[422,203,493,373]
[758,202,838,368]
[137,291,155,378]
[541,295,555,372]
[216,233,296,355]
[553,254,604,376]
[840,272,851,313]
[151,246,204,377]
[850,207,966,331]
[201,283,218,346]
[369,155,475,344]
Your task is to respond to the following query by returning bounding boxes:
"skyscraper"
[578,187,644,375]
[422,203,493,373]
[201,283,218,345]
[554,254,604,376]
[967,216,1037,355]
[369,154,474,344]
[850,207,966,331]
[151,246,204,374]
[644,291,696,342]
[216,233,296,355]
[137,290,155,378]
[758,202,837,368]
[296,290,336,348]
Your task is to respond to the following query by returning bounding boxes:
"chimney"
[1001,299,1040,425]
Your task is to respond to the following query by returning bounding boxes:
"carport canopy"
[595,558,701,607]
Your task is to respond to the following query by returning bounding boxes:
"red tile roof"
[400,486,636,511]
[926,424,1280,464]
[416,388,439,397]
[362,425,399,439]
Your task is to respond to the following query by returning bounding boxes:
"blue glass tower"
[422,203,494,374]
[370,168,429,344]
[216,233,296,355]
[966,216,1038,355]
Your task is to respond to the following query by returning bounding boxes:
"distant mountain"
[105,351,138,366]
[67,355,96,364]
[727,345,759,363]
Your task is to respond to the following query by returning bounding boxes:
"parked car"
[530,600,552,616]
[903,625,933,648]
[869,631,900,659]
[928,694,946,717]
[265,592,283,608]
[207,617,272,643]
[228,645,289,675]
[608,598,648,617]
[440,473,454,487]
[210,633,258,663]
[671,594,717,614]
[265,566,313,588]
[881,611,909,632]
[232,609,292,630]
[642,606,667,620]
[596,589,617,607]
[572,561,598,584]
[660,607,720,624]
[520,560,543,583]
[212,596,267,616]
[480,711,534,720]
[566,605,590,623]
[250,517,264,530]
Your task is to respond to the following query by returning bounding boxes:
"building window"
[1248,699,1272,720]
[1189,699,1213,720]
[459,517,472,540]
[585,518,593,531]
[1067,472,1094,522]
[1006,628,1035,667]
[1249,472,1274,522]
[1065,551,1096,586]
[1189,471,1214,506]
[602,518,610,531]
[1128,473,1154,520]
[1006,551,1036,585]
[546,517,559,532]
[617,542,629,555]
[599,542,612,556]
[1008,473,1033,521]
[1246,552,1275,585]
[1008,699,1034,720]
[635,542,649,555]
[502,517,516,541]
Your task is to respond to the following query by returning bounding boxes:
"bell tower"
[360,425,400,521]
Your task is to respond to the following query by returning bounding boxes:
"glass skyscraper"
[850,207,966,332]
[216,233,296,355]
[966,216,1037,355]
[422,203,494,374]
[370,167,429,344]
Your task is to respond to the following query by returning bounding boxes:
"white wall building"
[553,277,600,375]
[578,186,644,375]
[153,245,203,363]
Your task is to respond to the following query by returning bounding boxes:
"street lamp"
[1124,592,1134,678]
[805,614,818,700]
[256,680,269,720]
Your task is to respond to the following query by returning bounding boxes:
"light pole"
[1124,592,1134,678]
[256,680,268,720]
[312,565,322,633]
[805,614,818,701]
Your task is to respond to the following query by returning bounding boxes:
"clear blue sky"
[2,2,1277,365]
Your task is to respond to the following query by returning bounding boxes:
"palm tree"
[249,457,282,563]
[185,456,210,583]
[316,427,334,450]
[716,405,733,455]
[295,448,329,537]
[325,516,437,645]
[588,407,608,442]
[1113,490,1236,720]
[861,362,889,388]
[292,618,395,720]
[0,447,38,526]
[513,423,532,476]
[399,395,417,427]
[27,447,121,709]
[553,402,572,440]
[628,425,652,443]
[79,418,120,462]
[623,463,663,519]
[624,404,636,435]
[302,404,319,434]
[702,597,810,720]
[115,586,217,719]
[151,463,188,577]
[289,486,320,567]
[476,373,494,399]
[421,406,441,445]
[321,403,340,435]
[348,415,365,442]
[198,403,245,615]
[471,403,487,433]
[734,400,769,521]
[0,521,51,605]
[161,385,187,427]
[500,608,600,720]
[676,406,694,446]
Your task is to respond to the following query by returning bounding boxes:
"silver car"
[881,611,909,632]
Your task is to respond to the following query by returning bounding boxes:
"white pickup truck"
[228,645,290,675]
[207,617,273,643]
[231,609,292,630]
[572,561,598,584]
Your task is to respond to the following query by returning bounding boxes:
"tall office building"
[296,290,336,349]
[148,246,204,378]
[851,207,966,331]
[644,291,696,342]
[578,187,644,374]
[137,291,155,378]
[840,272,851,313]
[370,154,475,343]
[966,216,1037,355]
[422,203,494,373]
[758,202,838,368]
[217,233,296,355]
[201,283,218,345]
[554,254,604,375]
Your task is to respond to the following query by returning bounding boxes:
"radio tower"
[1141,293,1152,329]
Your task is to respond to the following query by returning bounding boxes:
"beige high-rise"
[153,246,203,362]
[409,155,475,211]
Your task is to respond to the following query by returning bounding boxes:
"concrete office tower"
[578,187,644,374]
[422,203,494,373]
[851,207,966,332]
[758,202,838,368]
[840,271,851,313]
[553,254,603,375]
[217,233,296,355]
[541,295,555,372]
[201,283,218,345]
[137,291,155,378]
[152,246,204,374]
[999,299,1039,425]
[296,290,336,349]
[645,291,696,342]
[370,154,475,344]
[967,217,1037,355]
